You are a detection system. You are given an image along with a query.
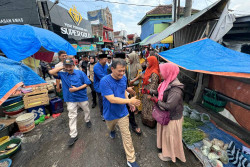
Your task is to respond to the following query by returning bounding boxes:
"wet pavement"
[11,88,202,167]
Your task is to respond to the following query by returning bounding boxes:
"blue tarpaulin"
[0,24,76,61]
[159,38,250,74]
[0,56,45,105]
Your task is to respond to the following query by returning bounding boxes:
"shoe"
[101,115,105,121]
[132,127,142,136]
[86,121,92,128]
[109,130,116,139]
[158,153,171,161]
[67,136,78,146]
[91,103,96,108]
[127,161,140,167]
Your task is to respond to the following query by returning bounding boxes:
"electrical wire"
[94,0,158,7]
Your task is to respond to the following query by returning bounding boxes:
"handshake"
[140,88,158,103]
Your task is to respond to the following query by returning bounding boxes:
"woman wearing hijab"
[146,63,186,162]
[127,52,143,112]
[141,56,160,128]
[88,54,97,108]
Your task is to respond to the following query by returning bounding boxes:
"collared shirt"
[93,62,108,93]
[100,75,128,121]
[57,70,91,102]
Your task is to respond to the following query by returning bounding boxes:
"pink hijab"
[157,63,180,101]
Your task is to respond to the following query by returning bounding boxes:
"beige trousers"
[66,101,90,138]
[106,115,136,162]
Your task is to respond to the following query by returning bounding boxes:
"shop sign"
[72,44,97,52]
[68,6,82,26]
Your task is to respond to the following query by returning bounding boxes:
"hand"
[128,104,136,112]
[129,80,135,86]
[150,96,158,103]
[147,95,152,99]
[141,88,150,94]
[127,86,136,96]
[69,86,79,93]
[56,86,61,93]
[129,96,141,107]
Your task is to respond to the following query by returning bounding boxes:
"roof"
[144,0,229,45]
[147,5,199,15]
[159,38,250,78]
[138,5,199,25]
[114,31,121,36]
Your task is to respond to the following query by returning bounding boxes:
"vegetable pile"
[182,129,206,145]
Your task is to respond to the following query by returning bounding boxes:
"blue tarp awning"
[159,38,250,78]
[0,25,76,61]
[0,56,46,105]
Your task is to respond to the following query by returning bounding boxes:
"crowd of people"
[48,46,186,167]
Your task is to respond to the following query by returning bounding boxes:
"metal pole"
[204,88,250,110]
[177,0,181,20]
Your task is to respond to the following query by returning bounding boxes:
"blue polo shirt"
[93,62,108,93]
[57,70,91,102]
[100,75,129,121]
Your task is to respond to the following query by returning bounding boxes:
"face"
[89,57,94,63]
[59,54,67,62]
[64,64,74,74]
[84,57,89,62]
[111,64,126,80]
[99,58,107,65]
[107,58,112,63]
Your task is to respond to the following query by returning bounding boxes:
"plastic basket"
[203,91,227,107]
[2,101,24,111]
[4,104,24,112]
[202,101,224,112]
[0,138,21,160]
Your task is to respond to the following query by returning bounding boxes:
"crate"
[202,101,224,112]
[49,98,64,114]
[23,89,49,109]
[27,105,46,120]
[203,91,227,107]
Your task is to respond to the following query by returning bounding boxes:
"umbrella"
[0,24,76,61]
[0,56,45,105]
[102,48,110,51]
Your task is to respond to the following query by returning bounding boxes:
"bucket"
[16,113,35,133]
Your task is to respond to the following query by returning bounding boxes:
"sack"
[152,104,170,125]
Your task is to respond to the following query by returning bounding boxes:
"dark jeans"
[97,93,103,115]
[90,82,97,104]
[42,70,52,80]
[127,105,138,130]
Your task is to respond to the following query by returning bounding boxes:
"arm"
[69,84,88,93]
[49,66,63,77]
[56,79,61,93]
[158,89,182,111]
[104,95,140,106]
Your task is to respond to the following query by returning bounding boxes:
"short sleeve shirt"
[100,75,128,121]
[93,62,108,93]
[57,70,91,102]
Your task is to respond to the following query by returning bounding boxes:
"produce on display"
[183,129,206,145]
[210,159,223,167]
[183,117,204,129]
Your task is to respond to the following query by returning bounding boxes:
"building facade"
[138,5,199,41]
[87,7,114,47]
[114,30,127,50]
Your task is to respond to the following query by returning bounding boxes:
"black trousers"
[42,70,52,80]
[127,105,138,130]
[90,81,97,104]
[97,92,103,115]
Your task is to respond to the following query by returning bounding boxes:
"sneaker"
[86,121,92,128]
[91,103,96,108]
[109,130,116,139]
[127,161,140,167]
[67,136,78,146]
[101,115,105,121]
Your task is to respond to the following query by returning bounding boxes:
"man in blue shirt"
[93,53,108,121]
[100,59,141,167]
[49,58,92,146]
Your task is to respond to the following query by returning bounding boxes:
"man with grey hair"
[100,59,141,167]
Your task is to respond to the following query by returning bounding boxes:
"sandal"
[132,127,142,135]
[158,153,171,162]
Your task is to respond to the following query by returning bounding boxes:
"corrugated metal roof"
[144,0,228,45]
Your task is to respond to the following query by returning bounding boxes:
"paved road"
[12,88,202,167]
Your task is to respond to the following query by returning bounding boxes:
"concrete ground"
[11,88,202,167]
